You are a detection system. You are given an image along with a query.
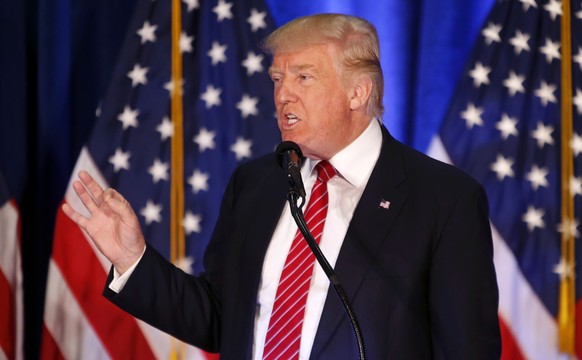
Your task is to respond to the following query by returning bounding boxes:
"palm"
[86,196,143,265]
[62,170,146,273]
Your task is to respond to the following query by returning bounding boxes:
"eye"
[299,74,312,81]
[270,74,282,85]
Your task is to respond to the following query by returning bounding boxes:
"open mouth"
[285,113,298,125]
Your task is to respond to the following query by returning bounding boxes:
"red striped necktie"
[263,160,337,360]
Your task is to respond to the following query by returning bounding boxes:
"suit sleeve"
[101,167,242,353]
[429,183,501,359]
[102,246,222,352]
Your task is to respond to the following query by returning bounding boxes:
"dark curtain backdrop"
[0,0,493,357]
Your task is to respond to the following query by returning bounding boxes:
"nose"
[275,79,297,104]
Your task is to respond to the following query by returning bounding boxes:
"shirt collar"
[301,118,383,189]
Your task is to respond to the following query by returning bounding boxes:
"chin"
[281,134,301,145]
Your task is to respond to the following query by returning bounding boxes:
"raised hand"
[62,170,146,274]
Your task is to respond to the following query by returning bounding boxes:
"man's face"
[269,44,359,160]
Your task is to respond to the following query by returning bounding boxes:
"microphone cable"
[287,190,366,360]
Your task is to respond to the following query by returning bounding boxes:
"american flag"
[429,0,582,358]
[41,0,279,357]
[0,170,23,360]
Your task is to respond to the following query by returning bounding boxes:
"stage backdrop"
[17,0,582,359]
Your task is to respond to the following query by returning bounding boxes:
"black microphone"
[275,141,306,199]
[277,148,367,360]
[276,142,366,359]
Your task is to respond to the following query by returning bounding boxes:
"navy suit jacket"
[104,125,501,359]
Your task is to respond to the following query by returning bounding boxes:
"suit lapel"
[310,127,410,358]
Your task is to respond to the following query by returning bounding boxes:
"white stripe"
[59,147,210,360]
[278,257,312,292]
[270,277,312,326]
[266,329,302,360]
[0,200,24,360]
[0,201,19,288]
[427,136,574,360]
[303,205,327,226]
[43,259,110,359]
[270,300,307,339]
[281,245,313,278]
[306,217,326,237]
[264,321,303,359]
[304,192,327,217]
[425,135,450,164]
[44,240,207,360]
[287,347,301,360]
[65,147,113,272]
[492,226,572,360]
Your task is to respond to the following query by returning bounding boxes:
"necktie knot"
[315,160,337,183]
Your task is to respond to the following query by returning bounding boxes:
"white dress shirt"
[110,119,383,359]
[252,119,382,359]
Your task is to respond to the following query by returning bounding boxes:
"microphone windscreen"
[275,141,303,168]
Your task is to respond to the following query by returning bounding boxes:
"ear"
[349,75,373,111]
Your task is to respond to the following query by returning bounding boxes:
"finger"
[103,187,126,203]
[78,171,106,204]
[72,180,100,213]
[102,189,135,218]
[62,202,90,229]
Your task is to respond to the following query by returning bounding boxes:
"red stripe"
[0,270,15,360]
[576,299,582,360]
[40,324,66,360]
[0,199,21,360]
[49,205,156,359]
[499,316,526,360]
[203,351,220,360]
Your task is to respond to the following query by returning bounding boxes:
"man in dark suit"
[63,13,501,359]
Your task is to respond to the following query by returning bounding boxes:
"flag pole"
[558,0,576,354]
[170,0,185,272]
[170,0,185,358]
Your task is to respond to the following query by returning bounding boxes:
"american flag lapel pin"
[378,199,391,210]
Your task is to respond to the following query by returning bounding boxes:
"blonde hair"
[263,13,384,117]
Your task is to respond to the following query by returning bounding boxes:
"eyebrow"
[268,63,318,76]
